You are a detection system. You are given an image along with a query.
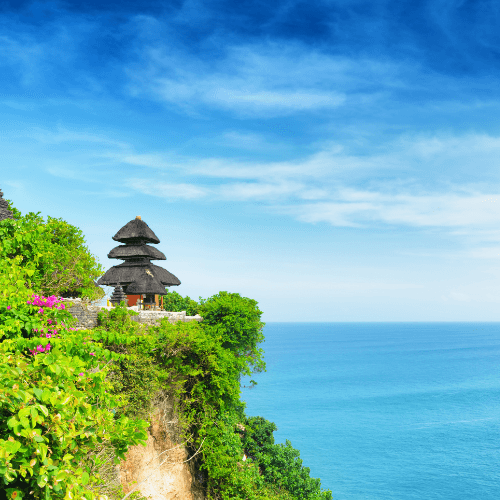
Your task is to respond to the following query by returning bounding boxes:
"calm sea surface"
[241,323,500,500]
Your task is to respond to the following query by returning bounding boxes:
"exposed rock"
[120,413,195,500]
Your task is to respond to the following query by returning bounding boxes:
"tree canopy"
[0,201,104,301]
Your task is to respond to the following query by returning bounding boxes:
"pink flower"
[7,306,11,310]
[38,308,44,314]
[79,373,84,376]
[90,352,95,356]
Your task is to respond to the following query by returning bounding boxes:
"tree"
[0,202,104,301]
[198,291,266,376]
[162,289,199,315]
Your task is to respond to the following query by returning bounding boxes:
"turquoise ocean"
[241,323,500,499]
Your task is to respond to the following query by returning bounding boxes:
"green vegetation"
[162,289,199,316]
[0,254,147,500]
[0,203,332,500]
[0,200,104,301]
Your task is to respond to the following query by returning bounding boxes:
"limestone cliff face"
[119,410,205,500]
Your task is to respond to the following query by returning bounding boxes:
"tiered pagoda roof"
[0,188,13,221]
[97,216,180,295]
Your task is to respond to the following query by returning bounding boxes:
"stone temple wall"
[61,298,202,329]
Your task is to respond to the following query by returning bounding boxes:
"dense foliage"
[0,203,332,500]
[0,201,104,301]
[0,253,147,499]
[162,290,199,316]
[95,297,332,500]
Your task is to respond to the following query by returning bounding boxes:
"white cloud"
[118,131,500,236]
[125,178,208,200]
[31,127,129,149]
[219,181,306,201]
[126,42,387,116]
[283,190,500,228]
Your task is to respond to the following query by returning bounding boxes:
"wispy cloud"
[126,42,399,116]
[31,127,129,149]
[282,190,500,228]
[217,131,285,151]
[125,178,208,200]
[117,130,500,237]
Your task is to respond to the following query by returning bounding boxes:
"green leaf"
[38,404,49,417]
[7,417,18,429]
[18,408,30,418]
[19,417,30,429]
[37,474,48,487]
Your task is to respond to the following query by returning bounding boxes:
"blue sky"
[2,0,500,321]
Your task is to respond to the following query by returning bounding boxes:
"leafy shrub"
[162,290,199,316]
[199,291,266,377]
[0,256,75,342]
[0,207,104,301]
[0,346,148,500]
[0,255,148,499]
[243,417,333,500]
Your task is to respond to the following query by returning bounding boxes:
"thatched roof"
[0,189,13,221]
[108,244,166,261]
[112,217,160,244]
[97,261,181,288]
[125,272,168,295]
[99,216,181,294]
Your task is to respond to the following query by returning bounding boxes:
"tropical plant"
[0,204,104,301]
[162,290,199,316]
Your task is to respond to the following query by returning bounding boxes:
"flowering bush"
[0,345,148,500]
[0,256,75,343]
[0,256,148,499]
[25,295,69,355]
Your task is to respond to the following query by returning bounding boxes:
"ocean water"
[240,323,500,500]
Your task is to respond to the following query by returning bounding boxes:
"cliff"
[120,410,203,500]
[0,204,331,500]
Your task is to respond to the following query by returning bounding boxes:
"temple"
[97,216,181,309]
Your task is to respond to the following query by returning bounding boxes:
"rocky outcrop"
[120,417,193,500]
[119,404,205,500]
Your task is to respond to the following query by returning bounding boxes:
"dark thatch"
[108,244,166,261]
[125,272,168,295]
[112,217,160,244]
[97,261,181,289]
[0,189,13,221]
[98,216,180,296]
